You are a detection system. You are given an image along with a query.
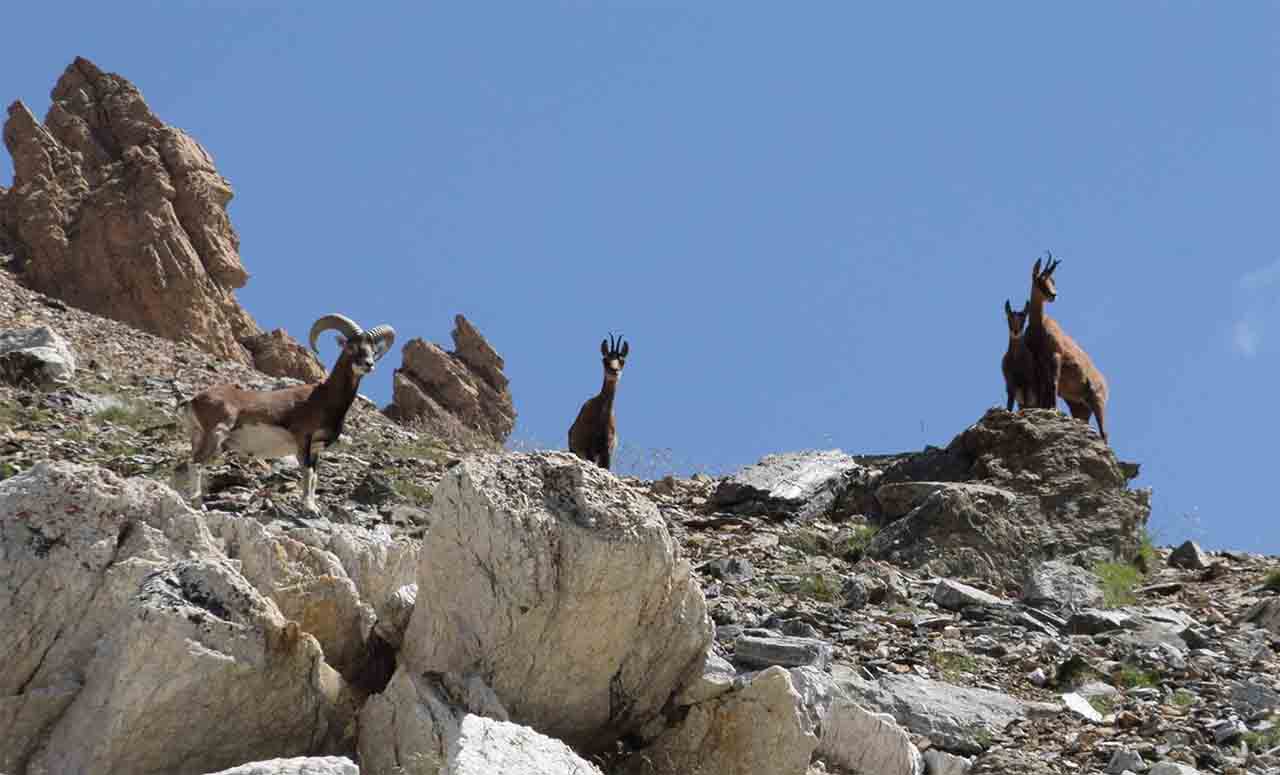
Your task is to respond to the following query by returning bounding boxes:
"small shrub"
[1136,528,1158,572]
[1264,569,1280,592]
[1243,715,1280,752]
[388,473,434,508]
[93,399,169,432]
[1088,694,1118,715]
[1093,561,1141,607]
[839,525,877,562]
[930,651,979,682]
[1171,690,1197,708]
[795,572,841,603]
[1113,666,1158,690]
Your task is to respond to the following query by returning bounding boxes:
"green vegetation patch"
[1263,568,1280,592]
[930,651,979,682]
[1093,561,1141,607]
[1113,666,1159,690]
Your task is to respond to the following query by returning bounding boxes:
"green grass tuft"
[1093,561,1141,607]
[1113,666,1158,690]
[930,651,979,682]
[1264,568,1280,592]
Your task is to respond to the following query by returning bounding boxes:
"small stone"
[1147,763,1202,775]
[703,557,755,585]
[1168,541,1210,570]
[1062,692,1104,723]
[1106,749,1148,774]
[1027,668,1049,687]
[933,579,1006,611]
[733,634,833,670]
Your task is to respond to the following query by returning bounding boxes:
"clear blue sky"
[2,4,1277,552]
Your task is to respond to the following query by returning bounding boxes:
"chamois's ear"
[1005,299,1013,316]
[620,341,629,358]
[600,339,609,357]
[1032,258,1042,277]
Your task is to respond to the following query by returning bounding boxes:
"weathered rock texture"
[0,462,356,775]
[622,666,817,775]
[0,57,320,382]
[240,329,326,382]
[384,314,515,448]
[713,449,861,520]
[0,326,76,387]
[400,451,711,751]
[204,758,359,775]
[862,409,1151,591]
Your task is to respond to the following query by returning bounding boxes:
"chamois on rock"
[180,313,396,512]
[1001,299,1035,411]
[1024,254,1110,441]
[568,334,629,470]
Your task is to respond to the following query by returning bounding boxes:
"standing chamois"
[1024,254,1110,441]
[568,333,629,469]
[1001,299,1035,411]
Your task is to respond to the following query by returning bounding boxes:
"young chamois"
[180,313,395,512]
[568,333,629,470]
[1001,299,1035,411]
[1023,254,1110,441]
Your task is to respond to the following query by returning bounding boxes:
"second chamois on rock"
[1023,253,1110,441]
[1001,299,1036,411]
[568,333,629,470]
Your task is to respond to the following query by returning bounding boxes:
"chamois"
[568,333,629,470]
[1001,299,1035,411]
[1023,254,1110,441]
[180,313,396,512]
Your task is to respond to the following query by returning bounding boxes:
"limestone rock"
[1148,763,1202,775]
[837,669,1053,754]
[0,326,76,387]
[925,749,975,775]
[1022,560,1105,611]
[0,462,353,774]
[447,715,604,775]
[933,578,1007,611]
[734,633,833,670]
[867,409,1151,592]
[384,314,515,448]
[241,329,326,383]
[1,57,263,365]
[970,750,1059,775]
[713,450,863,520]
[1241,597,1280,637]
[622,666,817,775]
[819,696,924,775]
[673,649,736,706]
[400,452,711,751]
[1168,540,1211,570]
[32,560,353,775]
[202,759,359,775]
[373,583,418,650]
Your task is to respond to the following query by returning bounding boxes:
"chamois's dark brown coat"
[568,335,628,470]
[1023,256,1110,441]
[1001,300,1035,411]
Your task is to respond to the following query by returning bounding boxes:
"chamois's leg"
[1041,353,1063,411]
[597,443,612,471]
[1088,394,1108,443]
[1065,399,1091,421]
[1006,385,1016,412]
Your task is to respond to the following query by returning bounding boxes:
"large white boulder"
[622,666,817,775]
[401,452,711,751]
[0,463,354,774]
[358,667,600,775]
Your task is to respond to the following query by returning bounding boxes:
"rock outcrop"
[713,449,861,520]
[384,314,515,448]
[0,326,76,388]
[400,451,711,751]
[622,666,817,775]
[0,57,319,382]
[0,462,355,775]
[240,329,326,383]
[859,409,1151,591]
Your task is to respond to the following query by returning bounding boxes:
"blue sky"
[2,4,1277,552]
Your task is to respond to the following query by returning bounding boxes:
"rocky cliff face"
[384,314,516,448]
[0,57,322,382]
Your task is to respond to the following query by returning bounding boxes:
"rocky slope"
[2,267,1280,774]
